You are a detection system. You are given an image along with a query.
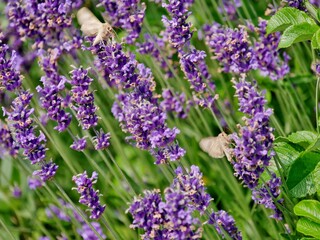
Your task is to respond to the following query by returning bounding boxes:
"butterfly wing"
[77,7,103,36]
[199,137,225,158]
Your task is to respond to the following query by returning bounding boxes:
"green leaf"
[287,131,318,148]
[267,7,316,34]
[294,200,320,224]
[286,152,320,198]
[312,29,320,50]
[274,141,303,171]
[314,162,320,195]
[297,218,320,239]
[278,23,319,49]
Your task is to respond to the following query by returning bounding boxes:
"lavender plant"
[1,0,320,239]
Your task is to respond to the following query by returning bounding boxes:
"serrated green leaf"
[278,23,319,49]
[297,218,320,239]
[312,29,320,50]
[267,7,316,34]
[274,141,303,171]
[286,152,320,198]
[314,162,320,195]
[306,136,320,152]
[287,131,318,148]
[294,200,320,224]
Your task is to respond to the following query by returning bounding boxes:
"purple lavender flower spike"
[70,137,87,151]
[127,189,166,239]
[208,210,242,240]
[78,222,107,240]
[93,129,111,150]
[72,171,106,219]
[12,185,22,198]
[46,204,71,222]
[285,0,305,10]
[0,41,23,91]
[3,91,48,164]
[253,19,290,81]
[0,121,19,157]
[33,161,59,182]
[161,89,189,118]
[128,165,213,239]
[70,67,98,130]
[98,0,146,44]
[172,166,212,213]
[28,177,44,190]
[231,78,274,189]
[6,0,82,49]
[160,189,203,239]
[204,23,256,74]
[252,174,283,220]
[219,0,242,20]
[37,51,72,132]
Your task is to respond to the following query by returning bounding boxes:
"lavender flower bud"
[72,171,106,219]
[208,210,242,240]
[0,121,19,157]
[33,161,59,182]
[70,67,98,130]
[161,89,189,119]
[78,222,107,240]
[172,166,212,213]
[0,42,23,91]
[204,23,256,74]
[70,137,87,151]
[252,174,283,220]
[253,19,290,81]
[93,129,111,150]
[231,77,274,189]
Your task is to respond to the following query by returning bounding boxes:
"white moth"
[77,7,114,46]
[199,132,232,161]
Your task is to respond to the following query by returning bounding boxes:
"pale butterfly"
[199,132,232,161]
[77,7,114,46]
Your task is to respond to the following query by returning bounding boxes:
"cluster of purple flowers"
[253,20,290,80]
[91,42,185,164]
[6,0,82,49]
[98,0,146,44]
[179,49,218,108]
[3,90,58,184]
[72,171,106,219]
[0,41,23,91]
[204,20,290,80]
[252,174,283,220]
[162,0,194,49]
[160,89,190,119]
[204,23,256,74]
[285,0,305,10]
[137,34,173,78]
[46,198,106,239]
[219,0,242,20]
[128,166,211,239]
[232,78,274,188]
[162,0,218,109]
[36,50,72,132]
[208,210,242,240]
[129,165,242,239]
[70,67,98,130]
[0,121,19,157]
[70,136,87,152]
[231,76,282,219]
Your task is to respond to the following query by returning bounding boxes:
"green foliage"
[267,7,320,49]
